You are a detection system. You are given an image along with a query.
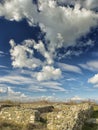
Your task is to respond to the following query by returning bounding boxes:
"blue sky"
[0,0,98,101]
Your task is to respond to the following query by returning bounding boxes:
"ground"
[82,105,98,130]
[0,100,98,130]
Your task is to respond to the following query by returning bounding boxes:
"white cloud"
[39,95,58,101]
[58,62,82,74]
[0,0,98,51]
[0,51,5,57]
[0,51,4,54]
[0,0,98,82]
[88,74,98,84]
[0,74,34,85]
[0,0,37,22]
[0,65,8,68]
[66,78,77,81]
[10,39,42,69]
[0,69,64,92]
[7,88,27,101]
[9,39,16,48]
[10,39,54,68]
[36,66,62,81]
[9,39,61,81]
[40,81,66,91]
[28,86,47,92]
[0,87,7,93]
[28,80,66,92]
[70,95,84,101]
[0,83,27,101]
[34,40,53,64]
[88,73,98,89]
[38,0,98,52]
[79,60,98,72]
[7,87,27,98]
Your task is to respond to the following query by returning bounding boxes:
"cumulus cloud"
[70,95,84,101]
[0,0,98,81]
[79,60,98,72]
[36,66,62,81]
[58,62,82,74]
[38,95,59,101]
[0,0,37,23]
[0,83,27,101]
[9,39,54,68]
[7,87,26,98]
[9,39,43,69]
[9,39,62,81]
[6,88,27,101]
[38,1,98,52]
[0,0,98,50]
[33,40,53,64]
[88,74,98,84]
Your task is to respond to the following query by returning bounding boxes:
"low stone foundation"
[47,103,93,130]
[0,103,93,130]
[0,107,40,124]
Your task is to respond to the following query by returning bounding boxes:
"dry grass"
[0,119,47,130]
[82,105,98,130]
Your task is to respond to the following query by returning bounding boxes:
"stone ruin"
[0,103,93,130]
[0,107,40,124]
[47,103,93,130]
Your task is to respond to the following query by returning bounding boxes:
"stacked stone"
[0,107,40,125]
[47,103,93,130]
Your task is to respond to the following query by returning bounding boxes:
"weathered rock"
[35,105,54,113]
[47,103,93,130]
[0,107,40,124]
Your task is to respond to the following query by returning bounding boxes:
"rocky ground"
[0,101,97,130]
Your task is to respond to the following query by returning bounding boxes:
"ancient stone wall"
[0,107,40,124]
[0,105,54,125]
[47,103,93,130]
[0,103,93,130]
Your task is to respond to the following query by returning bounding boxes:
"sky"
[0,0,98,101]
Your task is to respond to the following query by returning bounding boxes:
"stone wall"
[0,105,54,125]
[47,103,93,130]
[0,107,40,124]
[0,103,93,130]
